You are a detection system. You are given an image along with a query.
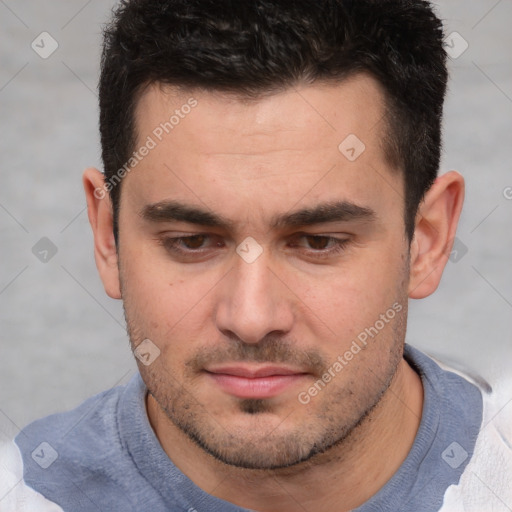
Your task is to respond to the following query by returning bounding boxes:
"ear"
[408,171,465,299]
[82,168,121,299]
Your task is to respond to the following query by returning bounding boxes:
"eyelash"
[158,234,350,259]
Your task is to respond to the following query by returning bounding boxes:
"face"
[117,74,410,469]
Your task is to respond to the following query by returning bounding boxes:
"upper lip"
[205,365,308,378]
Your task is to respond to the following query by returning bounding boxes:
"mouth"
[204,365,310,399]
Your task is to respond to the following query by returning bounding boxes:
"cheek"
[121,237,191,302]
[120,247,221,345]
[301,242,407,347]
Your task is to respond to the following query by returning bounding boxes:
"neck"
[147,358,423,512]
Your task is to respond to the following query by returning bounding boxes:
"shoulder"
[0,438,64,511]
[5,379,140,510]
[430,355,512,511]
[15,384,124,464]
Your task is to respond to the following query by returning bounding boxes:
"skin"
[83,73,464,512]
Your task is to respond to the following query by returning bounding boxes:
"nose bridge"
[234,251,273,307]
[215,247,293,344]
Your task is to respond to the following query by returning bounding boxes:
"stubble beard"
[123,300,407,471]
[118,242,410,471]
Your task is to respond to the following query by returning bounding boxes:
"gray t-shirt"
[2,344,507,511]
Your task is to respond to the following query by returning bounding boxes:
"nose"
[214,247,295,344]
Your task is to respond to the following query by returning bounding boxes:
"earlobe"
[82,168,122,299]
[408,171,465,299]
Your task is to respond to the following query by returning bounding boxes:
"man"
[1,0,510,510]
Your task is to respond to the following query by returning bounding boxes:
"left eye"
[301,235,338,250]
[290,234,350,255]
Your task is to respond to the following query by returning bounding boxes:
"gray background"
[0,0,511,438]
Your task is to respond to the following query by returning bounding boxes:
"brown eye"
[181,235,207,249]
[159,234,211,254]
[304,235,332,250]
[288,234,351,259]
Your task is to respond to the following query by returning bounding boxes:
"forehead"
[134,73,388,153]
[124,74,401,231]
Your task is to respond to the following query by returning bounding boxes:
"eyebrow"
[140,199,376,231]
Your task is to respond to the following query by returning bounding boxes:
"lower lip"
[206,372,307,399]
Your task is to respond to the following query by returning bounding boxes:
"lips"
[204,365,309,399]
[206,365,304,378]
